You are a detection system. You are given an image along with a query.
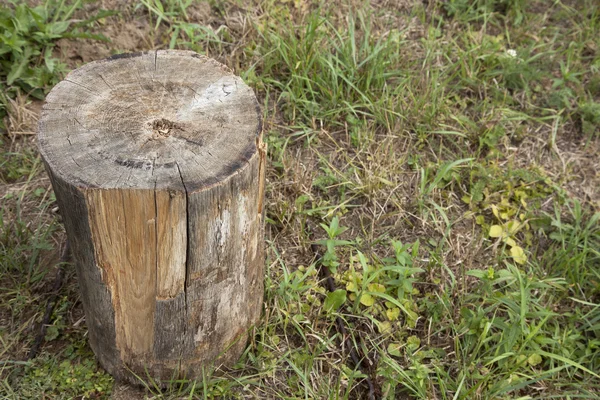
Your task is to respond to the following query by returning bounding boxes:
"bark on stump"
[37,50,266,383]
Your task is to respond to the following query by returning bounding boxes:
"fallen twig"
[310,243,379,400]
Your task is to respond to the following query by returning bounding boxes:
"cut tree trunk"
[37,50,266,383]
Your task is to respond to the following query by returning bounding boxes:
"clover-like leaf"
[377,320,392,333]
[386,307,400,321]
[506,220,522,235]
[345,281,357,292]
[406,335,421,351]
[367,283,386,293]
[510,245,527,265]
[489,225,504,238]
[387,342,402,357]
[360,293,375,307]
[491,204,500,219]
[528,354,542,366]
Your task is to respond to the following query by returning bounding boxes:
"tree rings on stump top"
[38,50,261,192]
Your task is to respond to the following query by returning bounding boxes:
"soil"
[109,381,146,400]
[54,1,214,68]
[55,19,152,66]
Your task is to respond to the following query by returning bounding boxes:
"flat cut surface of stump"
[39,50,261,191]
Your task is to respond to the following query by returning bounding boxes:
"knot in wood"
[151,118,176,138]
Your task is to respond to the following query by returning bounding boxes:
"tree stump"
[37,50,266,383]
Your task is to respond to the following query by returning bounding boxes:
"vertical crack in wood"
[256,134,266,216]
[215,201,222,267]
[119,190,129,358]
[175,161,189,361]
[153,180,159,323]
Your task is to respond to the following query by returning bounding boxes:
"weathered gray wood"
[46,169,122,377]
[37,50,265,383]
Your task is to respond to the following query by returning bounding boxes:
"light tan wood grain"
[155,189,186,299]
[86,189,157,361]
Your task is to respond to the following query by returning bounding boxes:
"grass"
[0,0,114,128]
[0,0,599,398]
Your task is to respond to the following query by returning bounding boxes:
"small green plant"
[416,158,472,214]
[0,145,41,183]
[488,210,528,264]
[16,355,113,399]
[464,162,557,265]
[0,0,113,127]
[340,241,423,334]
[489,47,539,91]
[316,216,352,274]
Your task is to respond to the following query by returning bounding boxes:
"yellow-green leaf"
[406,335,421,350]
[323,289,346,313]
[387,342,402,357]
[360,293,375,307]
[506,220,521,235]
[510,245,527,265]
[504,237,516,247]
[367,283,386,293]
[528,354,542,366]
[491,204,500,219]
[346,281,357,292]
[377,320,392,333]
[377,177,394,186]
[405,309,419,328]
[520,198,528,208]
[489,225,504,238]
[386,307,400,321]
[293,314,307,323]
